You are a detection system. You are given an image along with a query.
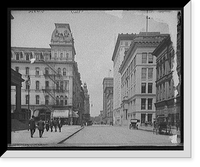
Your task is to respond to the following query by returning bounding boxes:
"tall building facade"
[102,77,113,124]
[111,34,135,125]
[11,23,83,124]
[119,32,168,126]
[153,12,182,130]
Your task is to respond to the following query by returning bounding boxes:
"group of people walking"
[28,116,62,138]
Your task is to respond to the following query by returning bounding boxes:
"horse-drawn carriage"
[129,119,140,130]
[153,116,171,135]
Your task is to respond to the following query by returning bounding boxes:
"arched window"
[56,96,59,105]
[36,81,40,90]
[63,68,66,76]
[57,68,61,75]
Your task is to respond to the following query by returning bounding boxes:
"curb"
[57,127,84,144]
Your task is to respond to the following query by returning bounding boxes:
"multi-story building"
[153,12,182,129]
[102,77,113,124]
[82,83,90,124]
[111,34,135,125]
[11,23,83,124]
[119,32,168,126]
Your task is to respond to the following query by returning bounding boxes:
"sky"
[11,10,177,117]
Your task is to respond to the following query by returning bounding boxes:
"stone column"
[16,84,21,113]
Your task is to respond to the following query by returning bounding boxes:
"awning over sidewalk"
[53,110,69,118]
[72,111,79,118]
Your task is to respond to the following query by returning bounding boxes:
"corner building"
[11,23,83,124]
[111,34,135,125]
[119,32,168,126]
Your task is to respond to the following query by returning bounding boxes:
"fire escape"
[41,59,65,113]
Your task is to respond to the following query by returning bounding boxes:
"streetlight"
[26,75,31,119]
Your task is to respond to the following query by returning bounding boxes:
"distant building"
[111,34,135,125]
[83,83,90,123]
[119,32,168,126]
[11,23,83,124]
[102,77,113,124]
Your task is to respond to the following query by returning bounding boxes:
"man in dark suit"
[53,118,58,132]
[58,117,62,132]
[28,116,36,138]
[37,118,45,138]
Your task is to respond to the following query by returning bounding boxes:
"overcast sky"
[11,10,177,117]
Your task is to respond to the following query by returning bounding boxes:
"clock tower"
[50,23,76,61]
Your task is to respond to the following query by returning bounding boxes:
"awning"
[53,110,69,118]
[72,111,79,118]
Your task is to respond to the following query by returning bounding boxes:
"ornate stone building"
[82,83,90,124]
[11,23,83,124]
[119,32,168,126]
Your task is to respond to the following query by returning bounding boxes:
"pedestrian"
[53,118,58,132]
[37,117,45,138]
[50,118,54,132]
[45,119,50,132]
[58,117,62,132]
[28,115,36,138]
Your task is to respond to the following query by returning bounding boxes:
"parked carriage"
[153,116,171,135]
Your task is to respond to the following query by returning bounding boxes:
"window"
[148,53,153,63]
[45,67,49,75]
[56,96,59,105]
[63,68,66,76]
[148,68,153,80]
[60,53,63,60]
[15,67,19,73]
[60,96,64,106]
[40,53,44,60]
[36,81,40,90]
[15,52,20,60]
[141,68,147,80]
[25,67,29,75]
[36,95,40,104]
[57,68,61,75]
[125,41,129,46]
[25,53,29,61]
[65,96,68,105]
[45,81,49,89]
[148,83,153,93]
[141,83,146,93]
[56,81,59,90]
[148,98,153,110]
[25,95,29,104]
[66,52,69,60]
[141,98,146,110]
[45,95,49,105]
[142,53,147,63]
[35,67,40,76]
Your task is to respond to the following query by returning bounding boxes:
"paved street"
[62,125,180,146]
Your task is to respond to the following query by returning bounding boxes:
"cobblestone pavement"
[10,125,83,146]
[62,125,181,146]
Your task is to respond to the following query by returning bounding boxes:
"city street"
[61,125,180,146]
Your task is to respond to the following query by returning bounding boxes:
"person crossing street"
[28,115,36,138]
[37,118,45,138]
[58,117,62,132]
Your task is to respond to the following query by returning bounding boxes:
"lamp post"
[26,75,31,120]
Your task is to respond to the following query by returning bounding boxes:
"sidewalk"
[10,125,83,146]
[138,125,181,137]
